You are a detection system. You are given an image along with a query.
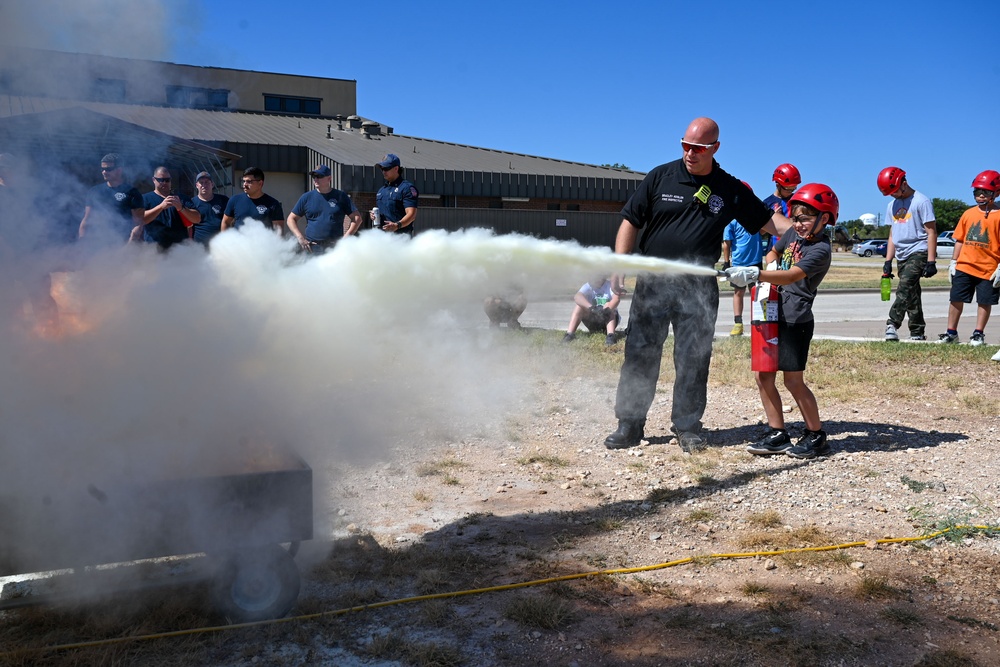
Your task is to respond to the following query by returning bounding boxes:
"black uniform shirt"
[621,158,773,266]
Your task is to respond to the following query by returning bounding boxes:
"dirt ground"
[3,333,1000,667]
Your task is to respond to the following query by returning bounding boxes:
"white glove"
[725,266,760,288]
[949,260,957,284]
[992,265,1000,288]
[754,281,772,311]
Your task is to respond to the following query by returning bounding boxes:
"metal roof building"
[0,48,646,245]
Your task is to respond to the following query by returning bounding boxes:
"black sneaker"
[675,430,707,453]
[746,429,792,455]
[605,334,616,346]
[562,332,575,343]
[604,420,645,449]
[786,430,831,459]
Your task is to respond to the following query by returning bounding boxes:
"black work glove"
[721,261,731,271]
[882,260,893,278]
[922,261,937,278]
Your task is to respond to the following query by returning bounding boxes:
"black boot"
[604,420,645,449]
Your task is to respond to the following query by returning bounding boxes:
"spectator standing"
[78,153,143,244]
[371,154,418,235]
[221,167,284,234]
[603,117,791,453]
[721,180,763,336]
[763,164,801,217]
[936,170,1000,348]
[760,163,801,253]
[141,166,200,250]
[877,166,937,341]
[190,171,228,247]
[725,184,838,459]
[286,165,362,254]
[562,276,621,346]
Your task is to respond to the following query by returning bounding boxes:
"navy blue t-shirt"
[85,182,143,241]
[376,176,418,235]
[143,191,194,249]
[291,189,356,242]
[224,193,284,230]
[191,193,229,245]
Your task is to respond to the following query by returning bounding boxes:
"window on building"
[547,203,561,211]
[565,204,580,211]
[165,85,229,109]
[92,78,127,102]
[263,94,321,115]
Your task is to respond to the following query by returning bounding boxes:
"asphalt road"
[520,287,958,343]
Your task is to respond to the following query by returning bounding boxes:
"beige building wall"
[1,48,357,117]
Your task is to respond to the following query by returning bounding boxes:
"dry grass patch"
[854,575,899,599]
[415,458,469,477]
[516,454,568,467]
[739,580,770,597]
[747,510,783,528]
[736,524,830,550]
[503,593,575,630]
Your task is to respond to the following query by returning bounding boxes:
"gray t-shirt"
[773,228,832,324]
[887,190,935,261]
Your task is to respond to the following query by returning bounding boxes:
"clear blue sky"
[16,0,997,222]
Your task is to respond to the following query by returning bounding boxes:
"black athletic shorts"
[777,319,814,372]
[950,270,1000,306]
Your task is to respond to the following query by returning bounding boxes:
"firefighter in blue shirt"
[372,153,418,236]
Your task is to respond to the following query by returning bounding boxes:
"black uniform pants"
[614,274,718,433]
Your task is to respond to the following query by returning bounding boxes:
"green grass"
[717,254,951,291]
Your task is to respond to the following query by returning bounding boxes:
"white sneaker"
[884,323,899,341]
[992,348,1000,362]
[970,331,986,347]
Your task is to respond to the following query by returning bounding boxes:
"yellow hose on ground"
[2,524,995,657]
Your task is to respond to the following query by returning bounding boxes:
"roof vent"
[333,114,346,131]
[347,115,362,129]
[361,121,381,138]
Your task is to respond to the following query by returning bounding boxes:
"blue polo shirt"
[376,176,418,235]
[143,191,194,249]
[190,193,229,245]
[291,189,357,242]
[224,193,284,230]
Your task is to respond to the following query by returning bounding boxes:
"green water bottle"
[880,275,891,301]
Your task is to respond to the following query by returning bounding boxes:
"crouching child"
[725,183,838,459]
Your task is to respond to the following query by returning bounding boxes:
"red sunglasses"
[680,140,717,154]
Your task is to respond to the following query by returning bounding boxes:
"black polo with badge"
[622,158,773,266]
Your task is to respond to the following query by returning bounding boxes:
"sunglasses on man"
[680,140,718,154]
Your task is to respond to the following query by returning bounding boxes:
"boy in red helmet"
[877,166,938,342]
[936,171,1000,351]
[765,163,801,216]
[725,183,836,459]
[759,163,801,256]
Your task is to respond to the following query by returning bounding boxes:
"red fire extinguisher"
[750,282,779,372]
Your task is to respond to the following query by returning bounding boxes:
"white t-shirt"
[887,190,935,261]
[580,280,616,311]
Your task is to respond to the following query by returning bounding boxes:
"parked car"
[936,237,955,259]
[938,230,954,241]
[852,240,888,257]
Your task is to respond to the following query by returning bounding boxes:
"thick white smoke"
[0,226,710,577]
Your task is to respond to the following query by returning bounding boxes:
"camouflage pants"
[887,251,927,337]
